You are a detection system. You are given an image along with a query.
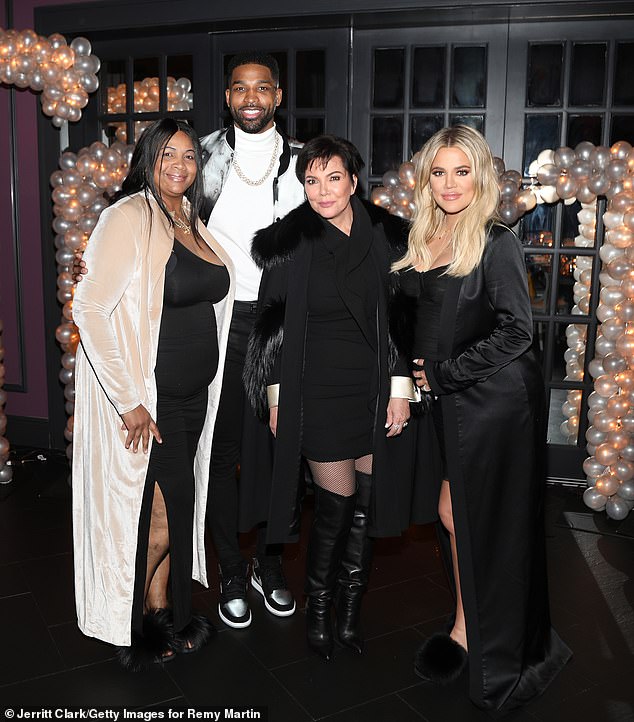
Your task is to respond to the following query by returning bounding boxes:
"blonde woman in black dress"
[394,125,571,712]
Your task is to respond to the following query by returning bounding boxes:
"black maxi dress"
[397,226,572,712]
[132,239,229,634]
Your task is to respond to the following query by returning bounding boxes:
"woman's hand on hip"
[385,397,410,437]
[412,358,432,391]
[121,404,162,453]
[269,405,278,437]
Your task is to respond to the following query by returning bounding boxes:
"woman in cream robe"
[72,121,235,651]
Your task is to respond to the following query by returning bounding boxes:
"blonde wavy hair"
[392,125,500,277]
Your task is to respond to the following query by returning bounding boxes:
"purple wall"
[0,0,99,424]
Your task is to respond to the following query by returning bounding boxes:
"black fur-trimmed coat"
[238,197,420,542]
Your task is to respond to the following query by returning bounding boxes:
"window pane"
[373,48,405,108]
[412,46,445,108]
[567,115,602,147]
[167,56,194,112]
[549,387,583,445]
[133,57,160,114]
[562,201,595,249]
[527,43,563,107]
[532,320,548,368]
[521,204,555,247]
[410,114,443,157]
[296,117,324,142]
[570,43,606,106]
[371,116,403,176]
[102,121,127,144]
[451,46,486,107]
[611,115,634,145]
[523,114,561,174]
[615,43,634,105]
[525,252,553,314]
[449,114,484,132]
[554,322,588,384]
[296,50,325,109]
[103,59,126,115]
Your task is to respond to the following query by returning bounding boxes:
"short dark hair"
[295,135,365,184]
[117,118,206,244]
[226,52,280,87]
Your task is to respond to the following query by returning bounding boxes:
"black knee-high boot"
[336,470,373,654]
[305,485,357,661]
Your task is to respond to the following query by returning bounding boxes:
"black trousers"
[206,301,280,570]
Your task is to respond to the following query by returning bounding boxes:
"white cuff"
[267,384,280,408]
[390,376,418,402]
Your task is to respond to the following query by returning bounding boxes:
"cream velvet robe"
[72,191,235,646]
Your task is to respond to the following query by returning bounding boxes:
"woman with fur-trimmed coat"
[242,136,418,661]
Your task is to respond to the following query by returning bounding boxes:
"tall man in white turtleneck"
[199,53,305,629]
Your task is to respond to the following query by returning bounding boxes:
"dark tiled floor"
[1,448,633,721]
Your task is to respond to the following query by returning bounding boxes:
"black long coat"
[402,225,572,711]
[240,198,418,544]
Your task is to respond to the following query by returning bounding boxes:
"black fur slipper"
[414,632,468,684]
[116,608,178,671]
[175,613,216,654]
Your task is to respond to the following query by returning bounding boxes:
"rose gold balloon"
[606,394,630,419]
[617,370,634,391]
[595,442,619,466]
[615,332,634,358]
[595,471,620,495]
[616,299,634,322]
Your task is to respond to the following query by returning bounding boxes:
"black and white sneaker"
[251,557,296,617]
[218,561,252,628]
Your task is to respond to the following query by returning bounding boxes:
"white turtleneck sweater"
[208,124,282,301]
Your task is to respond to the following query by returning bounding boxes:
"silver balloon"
[590,146,611,170]
[575,141,595,161]
[537,163,559,186]
[594,335,616,357]
[554,146,576,169]
[582,456,606,477]
[587,359,604,378]
[614,458,634,481]
[585,426,607,445]
[592,411,617,433]
[606,159,628,182]
[588,173,610,195]
[616,479,634,500]
[588,391,608,410]
[70,36,92,56]
[583,487,607,510]
[606,495,630,520]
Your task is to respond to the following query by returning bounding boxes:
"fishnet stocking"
[307,455,373,497]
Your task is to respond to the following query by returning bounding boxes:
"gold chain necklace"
[232,132,280,186]
[169,208,192,234]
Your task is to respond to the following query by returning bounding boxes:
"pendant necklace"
[232,132,280,186]
[428,225,453,267]
[169,207,192,235]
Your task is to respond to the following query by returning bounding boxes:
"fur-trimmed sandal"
[116,608,179,671]
[414,632,468,684]
[174,613,216,654]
